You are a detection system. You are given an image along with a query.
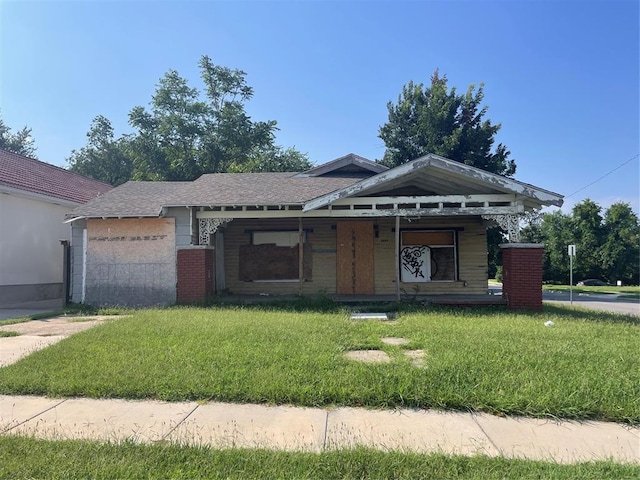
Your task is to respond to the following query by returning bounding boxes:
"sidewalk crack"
[2,397,68,434]
[159,403,200,441]
[471,414,502,455]
[321,410,329,451]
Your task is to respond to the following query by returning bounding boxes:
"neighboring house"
[0,149,113,307]
[68,153,563,308]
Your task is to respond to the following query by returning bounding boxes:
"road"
[542,291,640,316]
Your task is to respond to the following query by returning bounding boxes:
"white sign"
[568,244,576,256]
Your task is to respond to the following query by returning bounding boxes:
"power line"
[565,153,640,198]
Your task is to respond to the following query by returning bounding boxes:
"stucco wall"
[0,192,71,305]
[85,218,176,306]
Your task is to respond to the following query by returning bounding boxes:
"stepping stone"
[344,350,391,363]
[350,313,389,321]
[381,337,409,346]
[404,350,425,367]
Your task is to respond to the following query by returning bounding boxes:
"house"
[67,153,563,309]
[0,149,113,307]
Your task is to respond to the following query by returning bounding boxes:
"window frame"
[399,229,458,283]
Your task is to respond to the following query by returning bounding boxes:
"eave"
[302,154,564,212]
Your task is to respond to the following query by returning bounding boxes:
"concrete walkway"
[1,316,638,464]
[0,317,108,367]
[1,395,638,463]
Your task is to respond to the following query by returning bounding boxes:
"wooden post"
[395,215,400,301]
[298,217,304,295]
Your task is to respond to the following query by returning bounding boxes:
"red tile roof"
[0,149,113,204]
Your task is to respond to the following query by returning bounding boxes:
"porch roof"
[303,154,563,212]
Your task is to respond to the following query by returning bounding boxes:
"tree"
[0,113,37,157]
[227,146,312,173]
[521,200,640,285]
[68,116,133,186]
[601,202,640,284]
[69,56,309,182]
[571,199,605,280]
[379,70,516,176]
[538,210,573,283]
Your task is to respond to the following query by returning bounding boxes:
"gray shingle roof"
[70,181,191,218]
[70,173,361,218]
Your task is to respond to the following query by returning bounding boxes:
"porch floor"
[211,293,506,307]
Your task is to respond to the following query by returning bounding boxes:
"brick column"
[176,247,215,304]
[500,243,544,310]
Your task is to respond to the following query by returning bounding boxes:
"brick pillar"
[500,243,544,310]
[176,247,215,304]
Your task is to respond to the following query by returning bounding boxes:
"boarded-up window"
[401,230,456,282]
[239,231,312,281]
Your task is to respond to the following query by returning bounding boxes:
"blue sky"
[1,0,638,213]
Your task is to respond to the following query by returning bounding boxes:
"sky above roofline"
[1,0,638,215]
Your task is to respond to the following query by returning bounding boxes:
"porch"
[202,293,507,308]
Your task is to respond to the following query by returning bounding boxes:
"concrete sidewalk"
[1,316,638,464]
[1,395,638,464]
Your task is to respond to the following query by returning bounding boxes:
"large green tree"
[0,113,37,157]
[521,200,640,285]
[68,116,133,186]
[379,70,516,176]
[571,199,605,280]
[601,202,640,284]
[69,56,310,183]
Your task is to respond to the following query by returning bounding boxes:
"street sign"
[568,244,576,256]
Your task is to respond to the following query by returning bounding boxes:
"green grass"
[0,330,20,337]
[0,316,33,327]
[543,284,640,298]
[0,304,128,326]
[0,305,638,423]
[1,436,637,480]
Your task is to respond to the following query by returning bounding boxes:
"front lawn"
[0,304,637,423]
[2,436,637,480]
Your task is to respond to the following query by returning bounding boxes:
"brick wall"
[176,248,215,304]
[500,243,544,310]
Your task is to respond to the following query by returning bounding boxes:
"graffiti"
[89,235,167,242]
[401,246,428,279]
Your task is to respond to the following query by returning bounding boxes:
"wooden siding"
[168,207,193,247]
[223,216,488,295]
[336,220,374,294]
[224,218,337,295]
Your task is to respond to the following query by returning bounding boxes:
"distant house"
[0,149,112,307]
[68,153,563,309]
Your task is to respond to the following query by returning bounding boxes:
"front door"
[336,220,374,294]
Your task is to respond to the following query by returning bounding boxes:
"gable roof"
[69,153,563,219]
[303,154,564,211]
[0,149,113,205]
[299,153,388,177]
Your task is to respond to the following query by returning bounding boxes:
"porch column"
[395,215,400,301]
[176,246,215,304]
[500,243,544,310]
[298,217,304,295]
